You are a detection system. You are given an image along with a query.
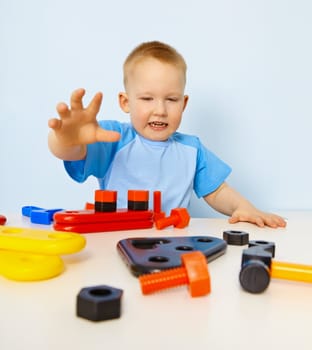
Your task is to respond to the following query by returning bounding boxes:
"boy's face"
[119,58,188,141]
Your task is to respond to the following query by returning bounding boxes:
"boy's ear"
[118,92,130,113]
[183,95,189,111]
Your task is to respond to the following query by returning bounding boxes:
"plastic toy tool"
[54,190,158,233]
[0,226,86,281]
[22,206,63,225]
[239,240,312,293]
[139,251,211,297]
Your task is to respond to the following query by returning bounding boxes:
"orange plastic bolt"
[139,251,211,297]
[155,208,190,229]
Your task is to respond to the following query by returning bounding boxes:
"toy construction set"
[1,189,311,322]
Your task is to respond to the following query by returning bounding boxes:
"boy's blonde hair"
[123,41,187,88]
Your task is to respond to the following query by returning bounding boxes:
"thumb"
[228,215,240,224]
[95,128,121,143]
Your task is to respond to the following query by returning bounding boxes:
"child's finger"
[87,92,103,117]
[70,88,85,111]
[56,102,71,119]
[228,215,240,224]
[254,216,265,227]
[48,118,62,130]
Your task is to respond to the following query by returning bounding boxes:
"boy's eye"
[167,98,178,102]
[140,97,153,101]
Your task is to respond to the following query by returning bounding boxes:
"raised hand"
[48,88,120,146]
[48,89,120,160]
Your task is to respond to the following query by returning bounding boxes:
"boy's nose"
[153,100,167,116]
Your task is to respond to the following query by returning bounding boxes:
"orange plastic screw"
[139,251,211,297]
[155,208,190,229]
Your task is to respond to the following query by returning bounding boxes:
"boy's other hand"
[229,209,287,228]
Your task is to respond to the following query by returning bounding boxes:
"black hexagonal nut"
[77,285,123,322]
[223,230,249,245]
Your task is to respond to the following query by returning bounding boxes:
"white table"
[1,212,312,350]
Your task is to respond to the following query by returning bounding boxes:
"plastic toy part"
[22,206,63,225]
[223,230,249,246]
[128,190,149,210]
[0,226,86,255]
[0,227,86,281]
[54,189,166,233]
[0,250,65,281]
[0,215,7,225]
[117,235,227,277]
[248,240,276,257]
[155,208,190,230]
[270,261,312,283]
[153,191,165,221]
[53,209,154,233]
[139,251,211,297]
[239,244,312,293]
[77,285,123,322]
[239,260,271,293]
[94,190,117,212]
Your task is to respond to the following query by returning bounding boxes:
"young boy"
[48,41,286,228]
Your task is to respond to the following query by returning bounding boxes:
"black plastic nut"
[77,285,123,321]
[223,230,249,245]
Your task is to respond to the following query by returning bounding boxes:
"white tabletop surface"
[1,211,312,350]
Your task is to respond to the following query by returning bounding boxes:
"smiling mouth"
[148,121,168,128]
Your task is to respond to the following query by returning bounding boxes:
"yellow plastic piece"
[0,226,86,255]
[0,250,64,281]
[271,261,312,283]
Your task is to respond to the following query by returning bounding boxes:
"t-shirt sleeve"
[63,120,122,183]
[193,140,232,198]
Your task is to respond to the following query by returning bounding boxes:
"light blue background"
[1,0,311,217]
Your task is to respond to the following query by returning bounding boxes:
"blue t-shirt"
[64,121,231,214]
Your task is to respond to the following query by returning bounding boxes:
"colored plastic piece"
[54,219,153,233]
[0,226,86,255]
[128,190,149,210]
[53,208,154,233]
[77,285,123,321]
[0,215,7,225]
[117,235,227,276]
[239,244,312,293]
[30,209,64,224]
[223,230,249,245]
[94,190,117,212]
[153,191,165,221]
[0,250,64,281]
[85,202,95,210]
[139,251,211,297]
[54,190,165,233]
[22,206,63,224]
[248,240,276,257]
[22,206,43,217]
[155,208,190,229]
